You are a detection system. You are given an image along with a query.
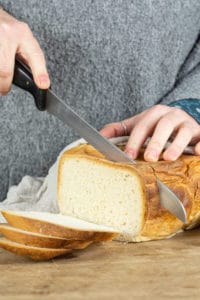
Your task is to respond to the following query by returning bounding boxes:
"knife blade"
[46,89,134,163]
[12,58,187,223]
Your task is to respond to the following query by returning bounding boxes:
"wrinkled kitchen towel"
[0,168,58,223]
[0,137,97,222]
[0,139,88,222]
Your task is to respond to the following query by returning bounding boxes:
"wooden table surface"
[0,228,200,300]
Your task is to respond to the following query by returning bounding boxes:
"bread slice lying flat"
[57,143,200,242]
[1,210,119,241]
[0,223,92,249]
[0,237,72,261]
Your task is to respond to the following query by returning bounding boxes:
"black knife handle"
[13,58,47,111]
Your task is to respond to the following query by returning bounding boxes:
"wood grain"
[0,228,200,299]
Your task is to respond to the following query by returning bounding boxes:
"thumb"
[100,122,128,138]
[18,38,50,89]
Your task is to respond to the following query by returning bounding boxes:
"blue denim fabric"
[168,99,200,123]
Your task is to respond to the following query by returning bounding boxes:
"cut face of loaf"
[1,210,119,242]
[57,144,200,242]
[58,152,145,241]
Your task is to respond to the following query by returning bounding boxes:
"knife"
[12,58,187,223]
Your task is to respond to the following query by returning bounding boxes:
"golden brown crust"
[135,155,200,239]
[0,237,71,261]
[59,143,200,241]
[1,210,119,242]
[0,224,93,249]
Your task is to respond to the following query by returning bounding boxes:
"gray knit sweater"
[0,0,200,201]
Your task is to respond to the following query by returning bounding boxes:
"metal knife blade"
[45,89,187,223]
[46,90,134,163]
[157,180,186,223]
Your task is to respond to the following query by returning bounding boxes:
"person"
[0,1,200,202]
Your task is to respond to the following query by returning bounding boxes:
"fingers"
[162,124,193,160]
[17,24,50,89]
[100,118,134,138]
[0,42,16,94]
[100,122,123,138]
[194,142,200,155]
[124,123,154,159]
[143,109,200,161]
[124,105,171,159]
[143,113,176,161]
[0,10,50,94]
[18,33,50,89]
[101,105,200,162]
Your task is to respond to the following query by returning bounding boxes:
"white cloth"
[0,138,88,222]
[0,165,58,223]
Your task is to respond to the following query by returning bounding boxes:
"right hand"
[0,8,50,95]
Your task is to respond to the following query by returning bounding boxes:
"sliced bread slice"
[0,237,71,261]
[1,210,119,241]
[0,223,93,249]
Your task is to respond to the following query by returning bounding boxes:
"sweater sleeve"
[168,99,200,124]
[161,64,200,104]
[160,35,200,123]
[160,65,200,123]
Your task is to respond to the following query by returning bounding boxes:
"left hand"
[100,104,200,161]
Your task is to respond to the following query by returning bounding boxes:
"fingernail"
[195,144,200,155]
[125,148,137,159]
[38,74,50,87]
[163,150,178,161]
[145,150,158,161]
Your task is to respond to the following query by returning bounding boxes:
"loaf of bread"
[57,143,200,242]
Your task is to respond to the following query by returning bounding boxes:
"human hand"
[0,8,50,95]
[100,104,200,161]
